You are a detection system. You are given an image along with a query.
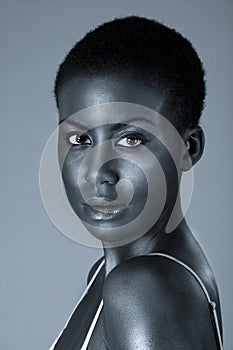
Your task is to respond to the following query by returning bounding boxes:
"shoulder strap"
[49,258,105,350]
[146,252,223,350]
[80,299,104,350]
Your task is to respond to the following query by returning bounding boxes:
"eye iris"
[76,135,83,143]
[69,134,90,145]
[127,137,138,145]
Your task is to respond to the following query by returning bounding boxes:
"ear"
[181,126,205,171]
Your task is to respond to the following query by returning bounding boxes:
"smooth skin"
[56,74,222,349]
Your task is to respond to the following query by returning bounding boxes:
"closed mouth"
[86,197,126,212]
[89,205,125,214]
[84,197,127,219]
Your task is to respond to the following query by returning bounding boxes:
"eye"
[68,134,92,145]
[117,135,144,148]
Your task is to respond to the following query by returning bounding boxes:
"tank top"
[49,253,223,350]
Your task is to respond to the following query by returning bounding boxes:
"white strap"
[146,252,223,350]
[80,299,104,350]
[148,253,212,301]
[48,259,105,350]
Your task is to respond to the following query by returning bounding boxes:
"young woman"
[49,16,223,349]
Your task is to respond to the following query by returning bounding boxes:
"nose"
[85,160,119,201]
[96,166,119,200]
[83,142,119,198]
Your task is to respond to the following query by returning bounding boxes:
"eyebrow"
[59,116,157,131]
[59,118,90,129]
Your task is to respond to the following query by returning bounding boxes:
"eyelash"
[66,132,146,148]
[116,133,146,148]
[68,134,92,146]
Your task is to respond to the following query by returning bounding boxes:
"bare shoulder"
[103,255,217,349]
[104,254,208,296]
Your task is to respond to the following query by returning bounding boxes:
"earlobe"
[181,126,205,171]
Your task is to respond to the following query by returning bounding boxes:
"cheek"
[142,161,167,207]
[122,146,166,188]
[61,154,86,217]
[126,145,178,217]
[61,151,83,194]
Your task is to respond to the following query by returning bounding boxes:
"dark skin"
[56,75,222,349]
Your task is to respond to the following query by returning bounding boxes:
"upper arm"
[102,256,216,350]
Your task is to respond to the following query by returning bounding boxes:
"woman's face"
[57,75,184,246]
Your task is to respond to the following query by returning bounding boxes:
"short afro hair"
[54,16,206,133]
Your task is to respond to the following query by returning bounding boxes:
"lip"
[86,197,125,211]
[84,196,127,220]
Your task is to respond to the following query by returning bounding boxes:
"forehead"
[57,75,167,121]
[60,104,161,135]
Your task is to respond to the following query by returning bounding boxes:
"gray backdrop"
[1,0,232,349]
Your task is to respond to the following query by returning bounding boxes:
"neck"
[102,199,188,277]
[102,227,163,277]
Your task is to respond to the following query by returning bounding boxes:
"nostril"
[97,168,119,186]
[98,180,118,201]
[100,179,117,185]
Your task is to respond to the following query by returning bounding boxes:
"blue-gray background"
[1,0,232,349]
